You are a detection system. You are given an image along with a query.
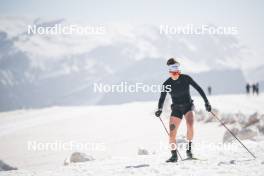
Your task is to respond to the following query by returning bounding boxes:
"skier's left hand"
[155,110,162,117]
[205,103,212,112]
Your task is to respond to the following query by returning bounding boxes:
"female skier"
[155,58,212,162]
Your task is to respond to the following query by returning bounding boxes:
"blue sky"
[0,0,263,65]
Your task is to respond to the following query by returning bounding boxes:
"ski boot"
[166,150,178,162]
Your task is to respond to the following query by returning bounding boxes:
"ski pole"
[210,111,256,159]
[158,116,183,161]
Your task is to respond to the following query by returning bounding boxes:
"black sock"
[171,150,177,156]
[187,141,192,151]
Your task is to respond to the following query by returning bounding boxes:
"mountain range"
[0,17,263,111]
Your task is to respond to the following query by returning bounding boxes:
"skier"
[246,83,250,95]
[256,83,259,95]
[155,58,211,162]
[252,84,256,95]
[208,86,212,95]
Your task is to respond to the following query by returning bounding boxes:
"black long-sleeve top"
[158,74,209,109]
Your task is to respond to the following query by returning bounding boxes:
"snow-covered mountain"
[0,17,263,111]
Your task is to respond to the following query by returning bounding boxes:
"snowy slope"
[0,94,264,175]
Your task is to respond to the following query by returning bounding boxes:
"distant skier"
[155,58,211,162]
[246,83,250,95]
[252,83,257,95]
[208,86,212,96]
[256,83,259,95]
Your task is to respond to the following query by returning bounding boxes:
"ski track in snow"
[0,94,264,175]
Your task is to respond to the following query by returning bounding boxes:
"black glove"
[155,109,162,117]
[205,103,212,112]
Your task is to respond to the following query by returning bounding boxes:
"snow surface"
[0,94,264,175]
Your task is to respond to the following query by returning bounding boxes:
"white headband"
[168,63,180,72]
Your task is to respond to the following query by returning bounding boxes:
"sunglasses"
[169,71,180,76]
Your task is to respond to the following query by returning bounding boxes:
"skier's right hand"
[155,109,162,117]
[205,103,212,112]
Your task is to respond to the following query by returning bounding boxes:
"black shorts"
[170,102,194,119]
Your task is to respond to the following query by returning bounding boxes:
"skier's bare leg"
[166,116,182,162]
[184,111,194,141]
[184,111,194,158]
[169,116,182,150]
